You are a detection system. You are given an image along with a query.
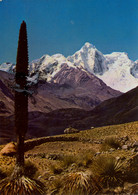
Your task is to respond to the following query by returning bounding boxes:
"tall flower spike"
[14,21,29,173]
[16,21,28,87]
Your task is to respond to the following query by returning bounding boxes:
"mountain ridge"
[0,42,137,92]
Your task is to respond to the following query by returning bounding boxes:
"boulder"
[122,145,128,150]
[109,148,115,152]
[132,141,138,148]
[124,182,138,194]
[64,127,80,134]
[94,152,101,156]
[0,142,16,156]
[114,186,123,193]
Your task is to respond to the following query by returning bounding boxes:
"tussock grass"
[60,152,94,169]
[62,171,101,195]
[0,160,43,195]
[91,156,125,188]
[24,160,38,178]
[50,163,63,175]
[0,169,6,180]
[50,177,63,194]
[77,150,94,167]
[1,160,38,179]
[125,154,138,183]
[101,136,120,151]
[60,154,77,168]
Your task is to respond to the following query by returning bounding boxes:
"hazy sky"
[0,0,138,64]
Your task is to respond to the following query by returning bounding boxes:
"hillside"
[0,121,138,194]
[0,86,137,145]
[73,86,138,129]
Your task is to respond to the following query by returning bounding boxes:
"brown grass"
[0,121,137,194]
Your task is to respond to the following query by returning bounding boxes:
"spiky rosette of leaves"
[0,176,44,195]
[92,156,125,188]
[62,171,101,195]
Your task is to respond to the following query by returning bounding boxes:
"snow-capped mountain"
[0,42,137,92]
[98,52,138,92]
[130,60,138,78]
[67,43,138,92]
[0,62,15,73]
[67,42,108,75]
[29,54,75,83]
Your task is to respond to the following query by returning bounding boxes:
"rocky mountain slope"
[27,86,138,137]
[73,86,138,129]
[0,65,121,116]
[0,71,14,115]
[0,85,137,144]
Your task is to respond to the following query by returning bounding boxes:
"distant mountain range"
[0,42,138,92]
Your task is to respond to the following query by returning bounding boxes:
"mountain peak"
[82,42,95,49]
[67,42,107,75]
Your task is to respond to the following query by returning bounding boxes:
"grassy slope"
[0,121,137,193]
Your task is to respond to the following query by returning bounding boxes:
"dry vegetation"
[0,121,138,194]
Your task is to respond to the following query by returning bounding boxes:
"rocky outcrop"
[64,127,80,134]
[0,142,16,156]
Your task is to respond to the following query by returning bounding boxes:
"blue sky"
[0,0,138,64]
